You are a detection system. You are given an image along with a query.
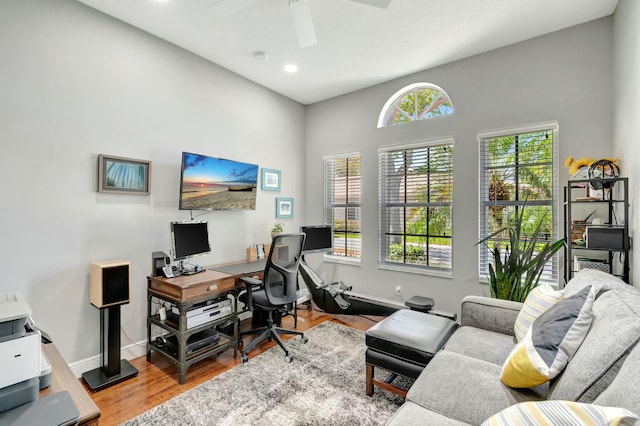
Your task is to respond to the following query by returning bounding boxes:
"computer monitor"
[301,225,333,254]
[170,221,211,261]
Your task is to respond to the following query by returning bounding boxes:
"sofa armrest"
[460,296,523,336]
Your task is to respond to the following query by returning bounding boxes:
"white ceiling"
[76,0,618,105]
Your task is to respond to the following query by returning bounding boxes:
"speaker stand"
[82,305,138,392]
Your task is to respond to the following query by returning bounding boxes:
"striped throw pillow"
[481,401,639,426]
[501,285,596,388]
[514,284,565,342]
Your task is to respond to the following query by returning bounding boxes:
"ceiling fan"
[207,0,392,48]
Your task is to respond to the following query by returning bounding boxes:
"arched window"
[377,83,454,128]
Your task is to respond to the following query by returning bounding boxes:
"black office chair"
[239,233,308,363]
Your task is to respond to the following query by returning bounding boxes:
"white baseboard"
[70,294,312,378]
[69,340,147,378]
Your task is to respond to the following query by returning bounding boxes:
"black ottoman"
[365,309,459,397]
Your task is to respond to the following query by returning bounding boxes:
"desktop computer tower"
[90,260,130,308]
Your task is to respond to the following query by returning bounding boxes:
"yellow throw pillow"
[481,401,639,426]
[501,285,596,388]
[514,283,565,342]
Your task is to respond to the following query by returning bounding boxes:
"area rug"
[122,321,409,425]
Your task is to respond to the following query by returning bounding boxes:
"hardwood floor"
[83,304,383,426]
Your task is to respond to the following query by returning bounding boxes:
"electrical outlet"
[394,285,402,296]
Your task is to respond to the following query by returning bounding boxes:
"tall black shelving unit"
[564,177,630,284]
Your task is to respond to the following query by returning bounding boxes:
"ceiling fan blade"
[289,0,317,48]
[348,0,391,8]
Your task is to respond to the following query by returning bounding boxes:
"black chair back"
[263,233,305,307]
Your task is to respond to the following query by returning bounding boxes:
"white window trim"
[477,121,559,140]
[377,82,454,128]
[322,254,361,267]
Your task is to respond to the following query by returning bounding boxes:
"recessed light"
[284,64,298,73]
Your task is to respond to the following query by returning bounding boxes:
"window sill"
[378,263,453,278]
[322,255,361,267]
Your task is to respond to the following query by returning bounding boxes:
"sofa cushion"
[407,351,546,425]
[549,281,640,402]
[501,285,596,388]
[564,268,625,297]
[444,326,515,365]
[594,341,640,415]
[460,296,522,336]
[514,283,564,342]
[480,400,639,426]
[386,401,470,426]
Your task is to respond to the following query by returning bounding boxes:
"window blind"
[323,154,361,259]
[478,123,560,284]
[378,140,454,273]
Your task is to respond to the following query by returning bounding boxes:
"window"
[478,122,559,283]
[377,83,454,128]
[324,154,361,260]
[378,140,454,274]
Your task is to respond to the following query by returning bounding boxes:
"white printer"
[0,293,52,413]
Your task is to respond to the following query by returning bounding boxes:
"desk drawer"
[148,280,182,299]
[186,277,236,300]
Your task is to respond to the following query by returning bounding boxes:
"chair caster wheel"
[284,355,293,363]
[241,354,248,363]
[301,336,308,344]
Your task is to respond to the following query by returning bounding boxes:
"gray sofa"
[386,269,640,425]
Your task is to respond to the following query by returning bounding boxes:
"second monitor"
[300,225,333,254]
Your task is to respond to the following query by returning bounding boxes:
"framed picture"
[98,154,151,195]
[261,168,281,192]
[256,244,266,259]
[276,197,294,219]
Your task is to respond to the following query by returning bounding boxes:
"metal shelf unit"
[563,177,630,283]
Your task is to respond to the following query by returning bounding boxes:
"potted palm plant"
[477,207,565,302]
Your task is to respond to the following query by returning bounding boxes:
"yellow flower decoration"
[564,156,621,176]
[564,156,596,176]
[564,156,574,168]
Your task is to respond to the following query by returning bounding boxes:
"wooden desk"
[146,270,244,384]
[208,259,266,279]
[147,269,237,302]
[41,343,101,425]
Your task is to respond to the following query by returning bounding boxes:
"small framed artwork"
[256,244,266,259]
[276,197,294,219]
[261,168,281,192]
[98,154,151,195]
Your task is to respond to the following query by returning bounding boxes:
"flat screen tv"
[170,221,211,261]
[179,151,259,210]
[301,225,333,254]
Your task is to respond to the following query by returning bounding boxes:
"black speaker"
[152,251,170,277]
[90,260,130,308]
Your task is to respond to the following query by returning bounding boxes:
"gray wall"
[613,0,639,286]
[0,0,306,363]
[304,17,614,315]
